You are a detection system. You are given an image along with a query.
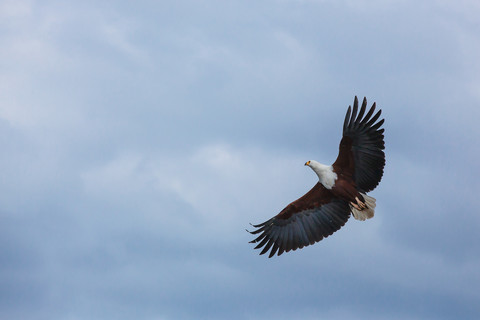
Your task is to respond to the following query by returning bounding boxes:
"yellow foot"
[355,197,367,209]
[350,202,361,210]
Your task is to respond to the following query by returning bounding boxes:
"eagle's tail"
[351,193,376,221]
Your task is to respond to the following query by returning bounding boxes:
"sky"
[1,0,480,319]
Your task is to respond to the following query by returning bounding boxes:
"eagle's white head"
[304,160,337,189]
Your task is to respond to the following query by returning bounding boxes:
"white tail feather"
[351,193,376,221]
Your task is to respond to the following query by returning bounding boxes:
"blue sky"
[1,0,479,319]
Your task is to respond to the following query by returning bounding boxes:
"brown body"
[331,175,366,210]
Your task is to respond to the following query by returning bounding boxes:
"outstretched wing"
[333,96,385,193]
[248,183,350,258]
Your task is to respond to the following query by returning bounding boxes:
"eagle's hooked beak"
[305,161,310,166]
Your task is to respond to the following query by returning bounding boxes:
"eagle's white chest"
[309,162,337,189]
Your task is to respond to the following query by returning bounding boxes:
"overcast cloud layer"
[1,0,480,319]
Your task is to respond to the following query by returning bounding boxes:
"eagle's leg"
[350,197,367,210]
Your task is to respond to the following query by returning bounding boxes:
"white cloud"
[101,22,150,63]
[79,143,311,239]
[0,0,32,19]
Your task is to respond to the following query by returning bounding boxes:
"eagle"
[248,96,385,258]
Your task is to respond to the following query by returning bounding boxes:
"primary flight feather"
[248,96,385,258]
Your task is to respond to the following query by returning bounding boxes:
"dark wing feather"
[248,183,350,258]
[333,96,385,193]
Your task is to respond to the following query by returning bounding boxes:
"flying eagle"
[248,96,385,257]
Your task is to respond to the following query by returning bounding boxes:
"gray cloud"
[0,0,479,319]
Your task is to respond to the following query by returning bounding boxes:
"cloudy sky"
[1,0,479,319]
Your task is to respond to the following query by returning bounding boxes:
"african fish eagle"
[248,96,385,257]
